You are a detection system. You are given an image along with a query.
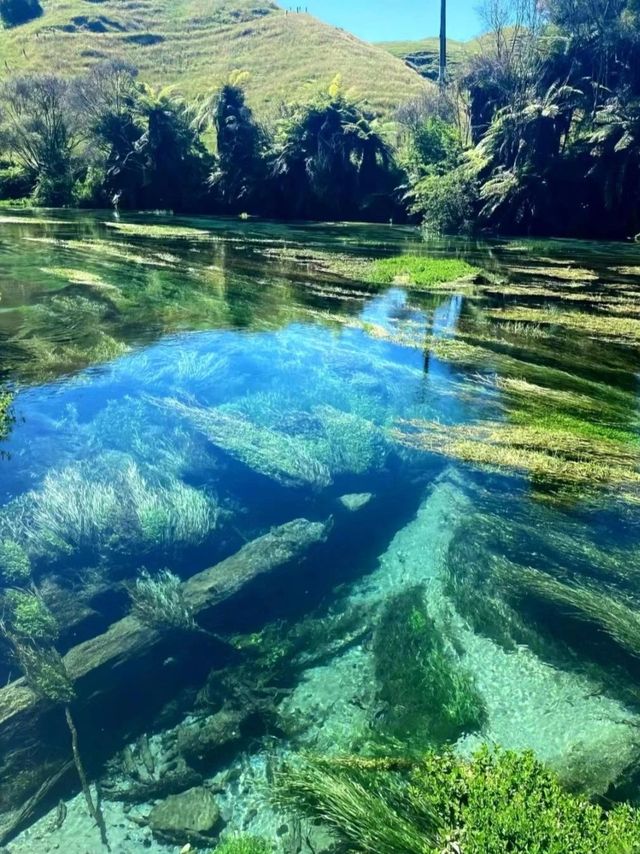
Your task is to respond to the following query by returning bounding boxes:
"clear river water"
[0,210,639,851]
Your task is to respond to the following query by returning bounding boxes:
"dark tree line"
[0,65,401,222]
[3,0,640,237]
[403,0,640,238]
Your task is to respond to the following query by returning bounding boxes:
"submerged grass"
[373,587,486,750]
[392,418,640,499]
[499,564,640,660]
[276,747,640,853]
[489,307,640,343]
[366,256,482,289]
[41,267,117,291]
[104,222,212,240]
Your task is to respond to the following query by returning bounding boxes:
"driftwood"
[0,518,328,838]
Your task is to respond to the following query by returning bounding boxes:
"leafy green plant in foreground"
[276,747,640,853]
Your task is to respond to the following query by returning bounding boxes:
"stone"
[148,786,221,844]
[338,492,373,512]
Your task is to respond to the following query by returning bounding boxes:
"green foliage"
[135,83,212,211]
[5,590,59,643]
[130,568,196,632]
[412,168,477,234]
[213,836,271,854]
[0,0,41,27]
[0,540,31,584]
[0,163,32,200]
[373,587,486,748]
[272,78,398,221]
[368,256,480,288]
[408,116,462,174]
[12,640,75,703]
[0,389,14,444]
[277,747,640,853]
[208,81,268,213]
[0,75,77,206]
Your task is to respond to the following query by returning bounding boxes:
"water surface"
[1,210,640,848]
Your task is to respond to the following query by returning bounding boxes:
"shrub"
[0,0,42,27]
[32,168,74,207]
[412,168,477,235]
[0,164,32,199]
[276,747,640,853]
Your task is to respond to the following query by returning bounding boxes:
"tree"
[0,74,78,205]
[135,84,211,211]
[272,76,398,221]
[200,73,268,213]
[471,82,581,232]
[71,61,143,207]
[585,96,640,236]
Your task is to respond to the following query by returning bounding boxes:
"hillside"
[378,36,476,80]
[0,0,429,115]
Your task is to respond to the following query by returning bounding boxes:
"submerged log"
[0,518,328,837]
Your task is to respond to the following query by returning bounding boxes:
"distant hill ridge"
[0,0,428,115]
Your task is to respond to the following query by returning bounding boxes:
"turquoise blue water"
[1,211,640,848]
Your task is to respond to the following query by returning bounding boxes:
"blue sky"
[282,1,484,43]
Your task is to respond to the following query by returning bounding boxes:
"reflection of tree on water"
[0,389,15,456]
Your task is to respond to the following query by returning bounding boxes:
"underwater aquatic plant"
[275,756,436,854]
[0,615,109,847]
[130,569,196,632]
[499,564,640,661]
[4,590,59,643]
[0,539,31,584]
[10,638,74,703]
[267,248,483,291]
[6,455,221,563]
[150,397,332,489]
[366,255,482,289]
[104,221,211,239]
[212,836,271,854]
[392,418,640,500]
[276,747,640,854]
[488,307,640,344]
[373,587,486,749]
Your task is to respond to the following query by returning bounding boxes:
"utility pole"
[439,0,447,86]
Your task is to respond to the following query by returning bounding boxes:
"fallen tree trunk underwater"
[0,517,329,842]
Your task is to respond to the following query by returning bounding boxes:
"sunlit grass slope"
[0,0,429,115]
[378,36,469,80]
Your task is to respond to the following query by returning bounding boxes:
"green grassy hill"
[379,37,466,80]
[0,0,429,115]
